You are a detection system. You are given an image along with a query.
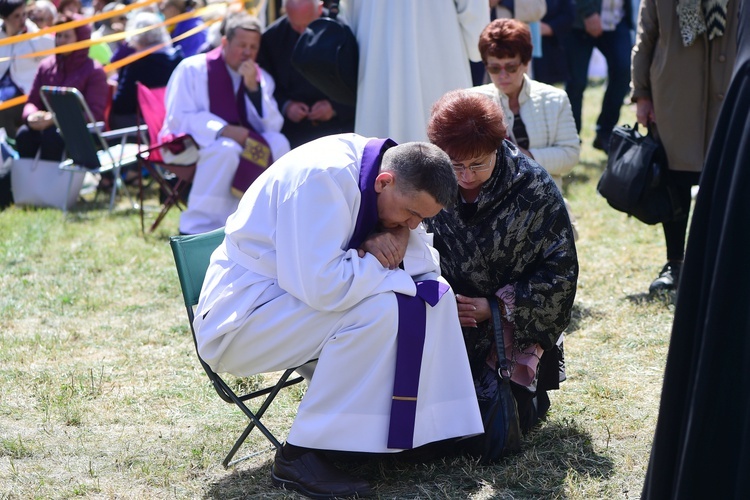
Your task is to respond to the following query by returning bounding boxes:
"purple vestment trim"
[387,280,449,450]
[206,47,247,128]
[347,138,397,250]
[205,47,271,192]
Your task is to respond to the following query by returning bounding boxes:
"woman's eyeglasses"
[486,62,522,75]
[451,157,494,174]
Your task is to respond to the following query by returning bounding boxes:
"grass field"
[0,82,681,499]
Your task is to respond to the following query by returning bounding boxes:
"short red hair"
[427,89,506,161]
[478,18,533,65]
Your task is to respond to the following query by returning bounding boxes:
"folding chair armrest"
[100,124,148,141]
[86,121,105,133]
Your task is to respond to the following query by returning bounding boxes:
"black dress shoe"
[649,261,682,293]
[271,447,373,499]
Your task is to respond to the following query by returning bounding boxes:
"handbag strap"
[489,297,512,381]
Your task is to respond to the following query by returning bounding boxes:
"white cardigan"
[0,20,54,94]
[471,75,580,191]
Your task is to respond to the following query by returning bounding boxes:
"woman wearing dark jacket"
[424,89,578,434]
[15,15,108,161]
[108,11,183,130]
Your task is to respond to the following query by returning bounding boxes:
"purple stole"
[349,139,450,450]
[206,47,272,196]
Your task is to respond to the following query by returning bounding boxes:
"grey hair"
[29,0,57,19]
[126,11,172,48]
[381,142,457,208]
[224,12,263,41]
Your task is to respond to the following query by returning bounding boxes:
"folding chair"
[169,228,312,467]
[39,86,146,214]
[136,82,198,233]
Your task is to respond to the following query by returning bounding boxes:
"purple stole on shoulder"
[349,138,450,450]
[206,47,272,196]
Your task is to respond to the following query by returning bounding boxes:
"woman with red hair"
[424,89,578,436]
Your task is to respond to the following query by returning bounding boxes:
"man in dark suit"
[257,0,355,149]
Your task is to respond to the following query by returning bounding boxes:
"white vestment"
[194,133,483,452]
[162,52,290,235]
[339,0,489,143]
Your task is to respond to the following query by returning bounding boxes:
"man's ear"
[374,172,394,193]
[221,36,228,49]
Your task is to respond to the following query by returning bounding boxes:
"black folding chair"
[169,228,313,467]
[40,85,146,214]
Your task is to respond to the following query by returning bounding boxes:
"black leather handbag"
[597,123,682,225]
[290,4,358,107]
[462,298,523,463]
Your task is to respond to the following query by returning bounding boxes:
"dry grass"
[0,83,680,499]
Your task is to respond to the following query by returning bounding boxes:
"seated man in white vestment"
[161,12,290,235]
[193,134,483,498]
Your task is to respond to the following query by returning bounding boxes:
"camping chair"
[39,86,146,214]
[169,228,312,467]
[136,82,198,233]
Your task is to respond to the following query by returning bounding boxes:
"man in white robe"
[162,13,290,235]
[194,133,483,498]
[338,0,489,143]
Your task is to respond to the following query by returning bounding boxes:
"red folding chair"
[136,82,199,233]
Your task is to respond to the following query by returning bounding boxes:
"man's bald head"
[285,0,323,34]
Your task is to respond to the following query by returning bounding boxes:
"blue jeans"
[564,18,633,139]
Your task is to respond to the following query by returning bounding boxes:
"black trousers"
[15,125,65,161]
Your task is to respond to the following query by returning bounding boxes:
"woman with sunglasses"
[473,18,580,237]
[424,88,578,438]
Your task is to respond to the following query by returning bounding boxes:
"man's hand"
[455,295,491,327]
[357,226,410,269]
[307,100,335,122]
[219,124,250,146]
[584,13,603,38]
[635,97,656,127]
[27,111,54,131]
[285,101,310,123]
[238,60,259,92]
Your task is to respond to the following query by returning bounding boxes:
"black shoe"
[593,134,611,153]
[649,261,682,293]
[271,446,373,499]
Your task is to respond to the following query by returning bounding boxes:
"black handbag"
[597,123,683,225]
[290,4,358,107]
[462,298,522,463]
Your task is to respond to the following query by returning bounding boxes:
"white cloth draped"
[339,0,489,143]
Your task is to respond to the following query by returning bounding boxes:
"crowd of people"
[0,0,743,497]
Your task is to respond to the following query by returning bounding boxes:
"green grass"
[0,82,679,499]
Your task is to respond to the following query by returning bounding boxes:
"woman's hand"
[358,226,410,269]
[455,295,491,327]
[27,111,54,131]
[635,98,656,127]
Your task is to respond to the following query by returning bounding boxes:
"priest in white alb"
[162,12,290,235]
[193,133,483,498]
